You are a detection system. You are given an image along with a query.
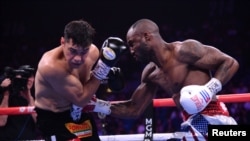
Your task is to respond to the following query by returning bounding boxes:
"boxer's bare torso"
[110,39,238,118]
[141,41,212,109]
[35,43,98,112]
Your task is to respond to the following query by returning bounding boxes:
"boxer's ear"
[143,32,151,41]
[60,37,65,44]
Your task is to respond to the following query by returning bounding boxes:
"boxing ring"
[1,93,250,141]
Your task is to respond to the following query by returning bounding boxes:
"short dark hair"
[64,19,96,48]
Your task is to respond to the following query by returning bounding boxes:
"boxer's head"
[126,19,160,63]
[64,19,95,48]
[61,20,96,68]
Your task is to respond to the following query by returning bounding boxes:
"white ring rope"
[99,132,200,141]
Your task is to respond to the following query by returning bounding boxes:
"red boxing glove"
[82,95,111,115]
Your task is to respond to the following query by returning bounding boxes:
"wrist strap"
[94,99,111,115]
[205,78,222,95]
[92,60,111,80]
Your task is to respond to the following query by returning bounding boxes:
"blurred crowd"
[0,0,249,137]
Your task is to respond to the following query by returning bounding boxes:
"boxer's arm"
[178,40,239,114]
[80,67,125,115]
[110,63,159,119]
[179,39,239,85]
[40,56,100,108]
[110,82,158,119]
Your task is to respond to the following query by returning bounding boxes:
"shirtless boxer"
[85,19,239,140]
[34,19,127,141]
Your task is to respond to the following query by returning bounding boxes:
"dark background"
[0,0,249,67]
[1,0,249,80]
[1,0,250,135]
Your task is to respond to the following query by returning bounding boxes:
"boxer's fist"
[107,67,125,92]
[93,37,127,80]
[100,37,127,66]
[180,78,222,114]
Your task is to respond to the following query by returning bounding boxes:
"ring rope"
[99,133,183,141]
[1,93,249,141]
[153,93,250,107]
[99,132,205,141]
[0,93,249,115]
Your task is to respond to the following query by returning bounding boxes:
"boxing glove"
[107,67,125,92]
[179,78,222,114]
[82,95,111,115]
[92,37,127,80]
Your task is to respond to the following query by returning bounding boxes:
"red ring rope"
[0,106,35,115]
[0,93,249,115]
[153,93,250,107]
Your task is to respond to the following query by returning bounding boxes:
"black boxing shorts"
[35,107,100,141]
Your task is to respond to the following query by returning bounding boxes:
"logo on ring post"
[102,47,116,60]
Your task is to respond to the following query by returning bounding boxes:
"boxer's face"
[61,37,90,68]
[127,32,151,63]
